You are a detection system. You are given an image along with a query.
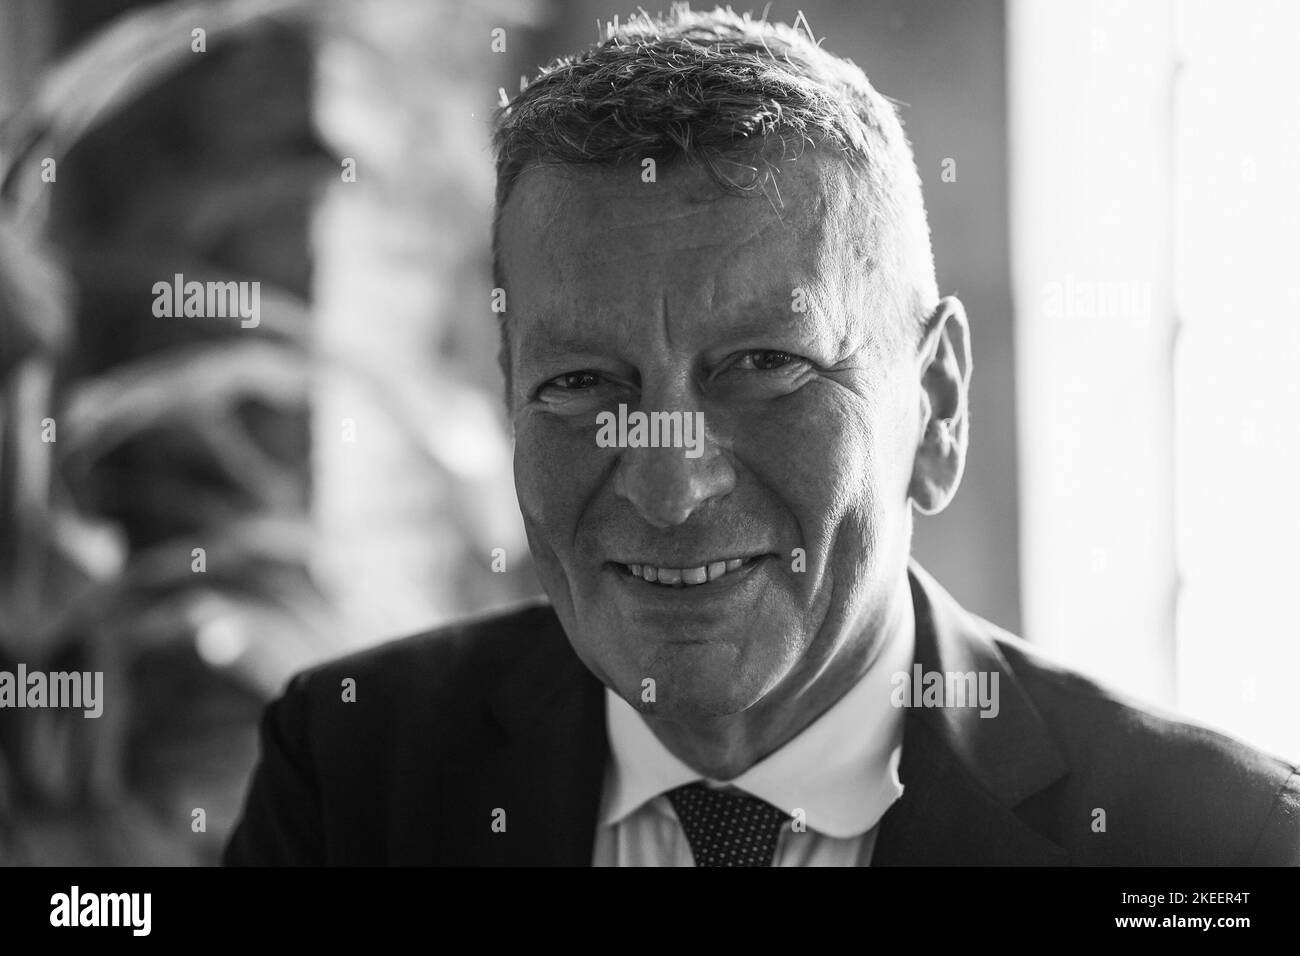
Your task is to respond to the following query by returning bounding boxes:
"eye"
[709,349,814,401]
[542,370,603,391]
[533,369,623,408]
[734,350,803,372]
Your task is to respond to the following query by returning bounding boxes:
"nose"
[612,414,736,528]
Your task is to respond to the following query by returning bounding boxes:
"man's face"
[499,152,923,721]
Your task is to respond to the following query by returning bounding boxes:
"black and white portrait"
[1,0,1296,890]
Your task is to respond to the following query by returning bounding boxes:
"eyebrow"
[513,285,837,358]
[712,290,812,328]
[514,332,617,367]
[704,277,858,354]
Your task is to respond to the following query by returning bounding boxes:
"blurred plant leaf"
[0,0,315,214]
[60,338,309,458]
[0,210,71,371]
[0,0,359,864]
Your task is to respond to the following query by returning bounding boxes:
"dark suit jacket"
[224,563,1300,865]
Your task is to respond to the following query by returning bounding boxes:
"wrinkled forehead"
[496,150,880,311]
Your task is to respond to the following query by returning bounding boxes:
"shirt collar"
[599,599,914,839]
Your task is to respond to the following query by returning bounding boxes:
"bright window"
[1010,0,1300,760]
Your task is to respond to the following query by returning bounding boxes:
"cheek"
[737,383,891,554]
[512,412,604,548]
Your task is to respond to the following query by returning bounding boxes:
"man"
[225,6,1300,866]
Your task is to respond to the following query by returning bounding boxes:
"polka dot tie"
[666,782,791,867]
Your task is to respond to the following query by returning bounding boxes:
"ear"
[908,296,972,515]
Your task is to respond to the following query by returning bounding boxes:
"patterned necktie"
[666,782,791,866]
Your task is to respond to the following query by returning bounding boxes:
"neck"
[644,568,915,780]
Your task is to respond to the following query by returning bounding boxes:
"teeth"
[625,557,755,586]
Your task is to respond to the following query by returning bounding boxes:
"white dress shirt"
[592,609,915,866]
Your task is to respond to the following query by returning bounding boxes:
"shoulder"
[273,599,568,754]
[225,599,575,865]
[987,621,1300,863]
[297,598,562,697]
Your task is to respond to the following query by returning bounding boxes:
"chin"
[628,643,779,720]
[649,692,755,722]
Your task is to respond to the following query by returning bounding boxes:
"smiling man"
[504,147,941,781]
[225,6,1300,866]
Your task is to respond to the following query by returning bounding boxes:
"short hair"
[490,4,938,399]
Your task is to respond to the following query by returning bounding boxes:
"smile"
[620,556,761,587]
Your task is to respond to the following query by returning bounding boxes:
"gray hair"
[490,4,938,394]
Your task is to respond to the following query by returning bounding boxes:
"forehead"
[497,151,874,313]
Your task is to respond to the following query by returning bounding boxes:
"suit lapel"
[441,562,1070,865]
[873,714,1069,865]
[873,564,1070,865]
[448,612,607,865]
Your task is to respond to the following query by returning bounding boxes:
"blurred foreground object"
[0,0,333,865]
